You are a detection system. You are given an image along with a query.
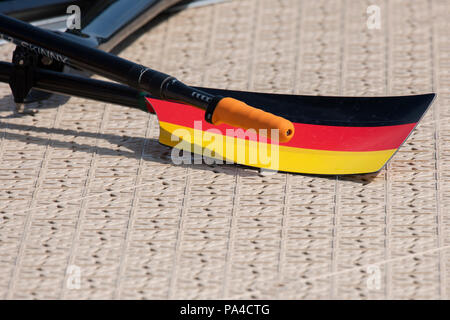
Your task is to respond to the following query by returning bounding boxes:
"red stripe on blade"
[147,98,416,152]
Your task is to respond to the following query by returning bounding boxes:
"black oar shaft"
[0,14,296,143]
[0,13,149,84]
[0,61,147,111]
[0,14,214,109]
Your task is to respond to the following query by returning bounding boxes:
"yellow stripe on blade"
[159,121,397,175]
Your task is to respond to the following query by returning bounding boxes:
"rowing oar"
[0,14,294,143]
[0,14,436,175]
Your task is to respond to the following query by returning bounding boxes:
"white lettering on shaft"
[192,91,212,103]
[0,34,69,64]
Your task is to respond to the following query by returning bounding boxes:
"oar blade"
[147,90,435,175]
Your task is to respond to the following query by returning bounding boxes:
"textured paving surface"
[0,0,449,299]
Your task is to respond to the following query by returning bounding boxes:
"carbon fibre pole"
[0,14,295,142]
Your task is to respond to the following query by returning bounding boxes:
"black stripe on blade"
[196,87,435,127]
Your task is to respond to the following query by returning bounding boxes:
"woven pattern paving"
[0,0,449,299]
